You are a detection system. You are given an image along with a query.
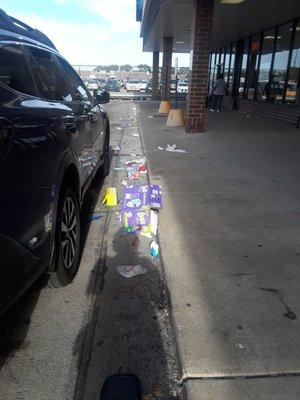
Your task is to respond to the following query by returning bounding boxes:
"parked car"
[139,80,148,92]
[105,79,120,92]
[0,9,111,314]
[86,78,99,91]
[125,79,141,91]
[177,80,189,93]
[170,79,177,93]
[96,78,107,89]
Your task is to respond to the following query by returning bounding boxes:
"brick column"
[152,51,160,100]
[185,0,214,132]
[161,36,173,101]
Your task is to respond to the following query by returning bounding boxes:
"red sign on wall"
[251,41,260,54]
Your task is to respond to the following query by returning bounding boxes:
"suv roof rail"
[0,9,57,50]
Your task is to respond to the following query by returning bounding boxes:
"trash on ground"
[102,187,118,207]
[121,184,162,233]
[138,163,147,174]
[116,265,147,278]
[148,115,153,118]
[166,144,186,153]
[117,126,122,130]
[150,241,159,258]
[114,167,125,171]
[130,153,137,157]
[121,180,128,186]
[127,166,140,180]
[113,145,121,152]
[133,133,139,137]
[124,157,146,166]
[87,215,103,222]
[158,146,164,150]
[150,210,158,235]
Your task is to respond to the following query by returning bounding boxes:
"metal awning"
[139,0,300,53]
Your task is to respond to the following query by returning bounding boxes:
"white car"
[86,79,99,91]
[126,79,141,91]
[177,81,189,93]
[139,80,148,92]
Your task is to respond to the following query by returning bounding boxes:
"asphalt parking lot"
[0,100,180,400]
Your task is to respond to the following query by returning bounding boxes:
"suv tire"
[48,186,81,288]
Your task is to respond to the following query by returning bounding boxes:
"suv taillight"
[0,119,14,166]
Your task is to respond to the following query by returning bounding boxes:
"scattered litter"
[150,241,159,258]
[127,166,140,180]
[114,167,125,171]
[87,215,103,222]
[148,115,153,118]
[121,185,162,233]
[150,210,158,235]
[140,231,152,238]
[130,153,137,157]
[237,342,244,349]
[113,145,121,152]
[124,157,146,166]
[116,265,147,278]
[102,187,118,207]
[166,144,186,153]
[158,146,164,150]
[121,180,128,186]
[117,126,122,130]
[115,212,121,222]
[132,133,139,137]
[138,163,147,174]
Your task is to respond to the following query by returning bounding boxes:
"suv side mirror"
[94,89,110,104]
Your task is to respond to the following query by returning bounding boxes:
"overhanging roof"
[140,0,300,53]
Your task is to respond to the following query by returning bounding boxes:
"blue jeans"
[211,95,223,111]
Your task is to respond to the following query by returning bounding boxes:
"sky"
[1,0,190,67]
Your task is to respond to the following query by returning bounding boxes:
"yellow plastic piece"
[158,100,171,114]
[166,109,185,127]
[102,187,117,207]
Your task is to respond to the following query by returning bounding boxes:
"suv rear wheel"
[48,186,81,288]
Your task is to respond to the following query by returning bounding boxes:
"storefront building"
[137,0,300,131]
[209,17,300,124]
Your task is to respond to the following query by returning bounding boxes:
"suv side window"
[0,45,37,96]
[56,56,91,102]
[26,46,73,102]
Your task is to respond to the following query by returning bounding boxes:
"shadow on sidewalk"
[73,227,180,400]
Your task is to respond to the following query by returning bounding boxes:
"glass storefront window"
[223,46,231,85]
[272,22,293,102]
[239,38,249,97]
[227,43,236,95]
[257,28,275,101]
[286,21,300,103]
[245,34,261,99]
[209,52,218,91]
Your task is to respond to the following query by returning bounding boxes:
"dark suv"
[0,10,111,313]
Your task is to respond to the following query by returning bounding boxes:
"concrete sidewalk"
[137,102,300,399]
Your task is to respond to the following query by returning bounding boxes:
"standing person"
[210,73,227,112]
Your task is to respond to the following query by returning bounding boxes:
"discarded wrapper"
[166,144,186,153]
[116,265,147,278]
[102,187,118,207]
[121,185,162,233]
[150,241,159,258]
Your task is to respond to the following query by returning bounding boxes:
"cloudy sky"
[1,0,190,67]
